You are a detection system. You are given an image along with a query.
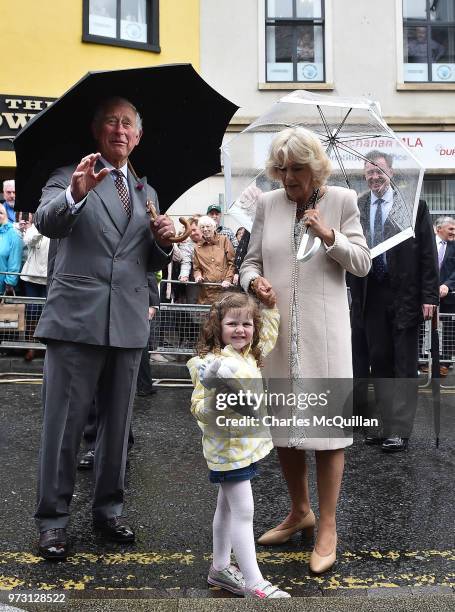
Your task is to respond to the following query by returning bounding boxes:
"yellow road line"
[1,549,453,566]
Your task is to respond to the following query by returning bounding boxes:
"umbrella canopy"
[222,90,423,258]
[14,64,238,212]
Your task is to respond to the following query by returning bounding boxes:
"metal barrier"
[440,311,455,389]
[1,285,453,389]
[418,319,432,387]
[0,295,46,351]
[149,302,210,356]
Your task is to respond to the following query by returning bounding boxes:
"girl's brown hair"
[196,291,264,366]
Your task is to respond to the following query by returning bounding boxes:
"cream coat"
[240,186,371,450]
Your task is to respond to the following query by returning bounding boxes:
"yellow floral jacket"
[187,307,280,471]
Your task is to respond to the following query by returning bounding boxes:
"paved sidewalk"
[1,593,455,611]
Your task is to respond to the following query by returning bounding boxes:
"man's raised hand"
[70,153,110,203]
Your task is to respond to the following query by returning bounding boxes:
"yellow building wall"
[1,0,200,168]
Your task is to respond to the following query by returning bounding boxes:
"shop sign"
[0,94,55,152]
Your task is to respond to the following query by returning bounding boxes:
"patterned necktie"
[438,240,446,268]
[371,198,387,280]
[113,170,131,218]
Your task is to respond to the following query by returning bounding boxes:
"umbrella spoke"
[316,105,333,140]
[331,145,351,188]
[329,133,390,142]
[331,108,353,140]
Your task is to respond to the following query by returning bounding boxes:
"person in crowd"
[296,29,314,62]
[235,227,246,243]
[172,216,202,351]
[187,292,290,599]
[20,223,50,360]
[434,216,455,375]
[406,26,444,63]
[33,96,174,560]
[193,216,235,304]
[240,127,370,573]
[2,180,16,223]
[0,203,23,295]
[206,204,238,249]
[160,227,186,305]
[232,186,264,285]
[178,215,202,291]
[234,227,251,285]
[348,150,439,453]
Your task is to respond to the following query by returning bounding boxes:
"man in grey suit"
[33,96,175,559]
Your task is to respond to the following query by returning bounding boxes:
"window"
[403,0,455,82]
[83,0,160,52]
[422,175,455,216]
[265,0,325,82]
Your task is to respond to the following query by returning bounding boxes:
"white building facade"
[170,0,455,229]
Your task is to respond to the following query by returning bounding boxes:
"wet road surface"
[0,377,453,605]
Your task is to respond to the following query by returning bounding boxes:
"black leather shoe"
[382,436,408,453]
[77,449,95,470]
[364,435,384,445]
[93,516,135,542]
[38,528,68,560]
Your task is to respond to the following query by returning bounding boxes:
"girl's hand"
[221,280,231,289]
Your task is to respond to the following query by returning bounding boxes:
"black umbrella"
[14,64,238,212]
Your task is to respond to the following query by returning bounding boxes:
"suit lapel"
[384,190,408,240]
[441,241,454,277]
[93,161,129,235]
[358,193,371,246]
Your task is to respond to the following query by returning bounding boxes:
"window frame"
[401,0,455,84]
[82,0,160,52]
[258,0,333,89]
[422,173,455,217]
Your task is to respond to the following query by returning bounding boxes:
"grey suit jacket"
[34,162,171,348]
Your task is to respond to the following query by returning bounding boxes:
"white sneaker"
[207,564,245,595]
[245,580,291,599]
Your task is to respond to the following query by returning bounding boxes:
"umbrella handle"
[146,200,191,243]
[296,233,322,262]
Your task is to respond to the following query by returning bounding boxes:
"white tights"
[212,479,263,588]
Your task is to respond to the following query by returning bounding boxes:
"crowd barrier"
[1,282,454,388]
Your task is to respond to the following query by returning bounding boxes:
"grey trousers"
[35,340,142,531]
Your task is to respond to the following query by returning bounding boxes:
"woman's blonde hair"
[265,127,331,188]
[196,291,264,366]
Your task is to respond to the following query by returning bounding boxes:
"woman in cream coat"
[240,127,370,573]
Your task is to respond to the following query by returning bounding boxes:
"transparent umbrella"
[222,90,424,258]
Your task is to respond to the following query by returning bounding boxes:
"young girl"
[187,292,290,599]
